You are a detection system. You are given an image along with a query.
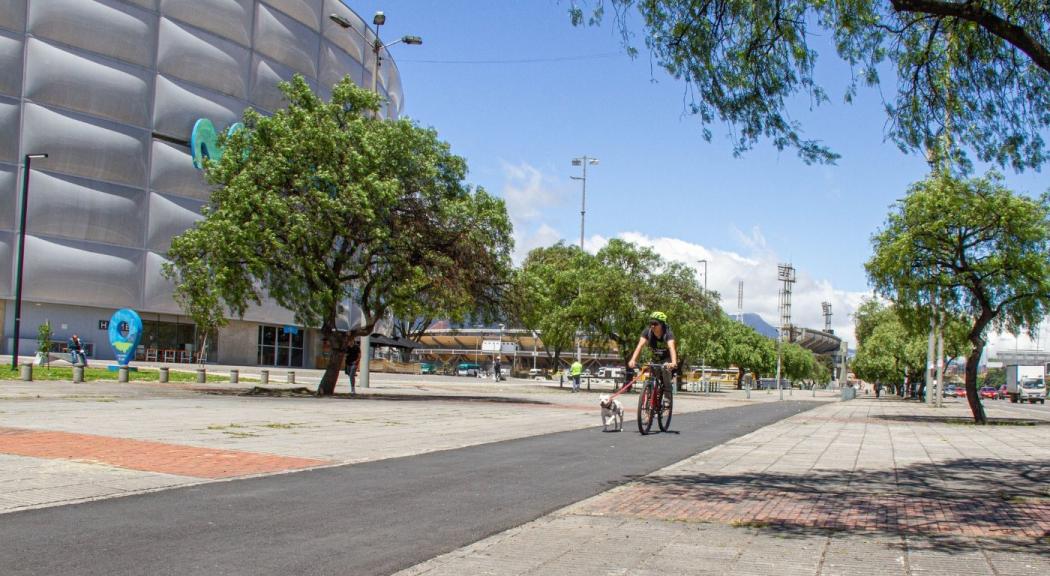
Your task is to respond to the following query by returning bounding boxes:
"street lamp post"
[329,11,421,388]
[697,259,707,395]
[570,156,598,251]
[497,323,504,380]
[570,156,598,364]
[10,153,48,369]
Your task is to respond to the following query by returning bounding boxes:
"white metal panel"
[0,0,25,34]
[0,163,15,232]
[161,0,253,47]
[23,38,152,127]
[157,17,250,99]
[0,97,19,164]
[26,170,147,248]
[145,191,203,252]
[27,0,157,67]
[262,0,322,32]
[21,103,149,188]
[20,235,143,308]
[0,230,11,298]
[254,2,319,78]
[149,139,211,201]
[142,251,180,313]
[152,75,245,142]
[0,29,23,98]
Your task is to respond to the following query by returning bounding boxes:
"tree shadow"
[214,386,554,405]
[599,458,1050,555]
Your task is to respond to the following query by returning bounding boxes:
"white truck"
[1005,364,1047,404]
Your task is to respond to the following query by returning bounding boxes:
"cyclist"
[627,311,678,396]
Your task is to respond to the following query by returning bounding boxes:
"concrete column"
[20,362,32,381]
[159,367,169,383]
[260,369,269,385]
[196,368,206,383]
[73,366,84,383]
[230,369,239,384]
[118,367,128,383]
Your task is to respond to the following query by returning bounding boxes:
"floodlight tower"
[774,264,796,400]
[737,281,744,323]
[822,301,833,333]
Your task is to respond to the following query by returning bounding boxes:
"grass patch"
[730,519,771,529]
[0,366,229,383]
[260,422,309,429]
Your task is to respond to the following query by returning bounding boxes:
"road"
[0,400,819,576]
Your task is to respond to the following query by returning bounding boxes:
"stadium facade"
[1,0,405,366]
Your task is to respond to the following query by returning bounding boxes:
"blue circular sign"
[108,308,143,366]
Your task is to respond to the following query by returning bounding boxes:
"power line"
[398,52,621,65]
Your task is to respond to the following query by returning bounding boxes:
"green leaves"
[572,0,1050,170]
[164,76,513,390]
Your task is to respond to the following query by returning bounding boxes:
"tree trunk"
[736,370,745,390]
[317,327,348,396]
[965,346,988,424]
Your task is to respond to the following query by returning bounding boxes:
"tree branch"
[891,0,1050,72]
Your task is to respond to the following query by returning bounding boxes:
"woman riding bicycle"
[627,311,678,395]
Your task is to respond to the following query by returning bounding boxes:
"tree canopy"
[866,172,1050,422]
[164,76,513,394]
[570,1,1050,170]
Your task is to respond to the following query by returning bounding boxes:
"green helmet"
[649,311,667,323]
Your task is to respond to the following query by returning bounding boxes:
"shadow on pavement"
[597,458,1050,555]
[198,386,555,406]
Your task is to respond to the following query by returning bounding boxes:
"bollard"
[159,367,169,383]
[73,366,84,383]
[260,369,269,385]
[118,366,129,383]
[746,382,751,399]
[196,368,206,383]
[287,371,295,385]
[20,362,32,382]
[230,369,239,384]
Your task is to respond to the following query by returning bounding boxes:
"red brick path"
[0,427,331,479]
[577,484,1050,538]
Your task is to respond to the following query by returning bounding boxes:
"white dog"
[599,394,624,432]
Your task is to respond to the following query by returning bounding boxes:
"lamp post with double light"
[10,153,48,369]
[328,10,421,388]
[570,156,598,362]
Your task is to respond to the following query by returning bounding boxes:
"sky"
[349,1,1049,355]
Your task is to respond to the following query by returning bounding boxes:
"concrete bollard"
[196,368,206,383]
[118,366,129,383]
[230,369,239,384]
[73,366,84,383]
[159,367,169,383]
[287,371,295,385]
[260,369,269,385]
[20,362,32,382]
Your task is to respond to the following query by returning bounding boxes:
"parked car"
[420,362,437,375]
[955,386,967,398]
[943,385,957,398]
[998,384,1008,399]
[456,362,481,377]
[528,368,547,380]
[979,386,998,400]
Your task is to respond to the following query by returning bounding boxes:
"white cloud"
[611,230,867,345]
[498,161,568,263]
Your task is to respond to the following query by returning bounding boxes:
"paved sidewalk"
[0,374,835,513]
[395,398,1050,576]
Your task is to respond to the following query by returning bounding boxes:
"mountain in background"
[740,313,779,339]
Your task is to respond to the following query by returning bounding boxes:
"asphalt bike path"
[0,400,820,576]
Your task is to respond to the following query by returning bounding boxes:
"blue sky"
[349,1,1048,349]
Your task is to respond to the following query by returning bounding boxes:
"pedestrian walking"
[68,334,87,367]
[344,340,361,394]
[570,360,583,393]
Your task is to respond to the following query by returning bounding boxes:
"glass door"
[257,325,303,367]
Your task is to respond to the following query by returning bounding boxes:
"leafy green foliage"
[36,322,52,365]
[164,77,512,393]
[867,172,1050,421]
[570,1,1050,170]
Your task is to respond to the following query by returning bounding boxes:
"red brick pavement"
[576,484,1050,539]
[0,427,331,479]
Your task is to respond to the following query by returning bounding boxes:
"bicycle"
[636,362,673,434]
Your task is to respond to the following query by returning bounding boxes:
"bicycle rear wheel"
[657,384,673,432]
[637,381,655,434]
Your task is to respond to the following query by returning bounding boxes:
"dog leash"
[607,368,646,401]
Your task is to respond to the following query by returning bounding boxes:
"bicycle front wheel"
[657,384,673,432]
[637,382,655,434]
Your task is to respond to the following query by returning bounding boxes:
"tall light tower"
[774,263,796,400]
[697,260,708,394]
[570,156,598,250]
[822,301,833,333]
[737,281,744,323]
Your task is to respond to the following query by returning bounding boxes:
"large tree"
[164,77,513,395]
[866,172,1050,422]
[504,243,593,369]
[570,1,1050,170]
